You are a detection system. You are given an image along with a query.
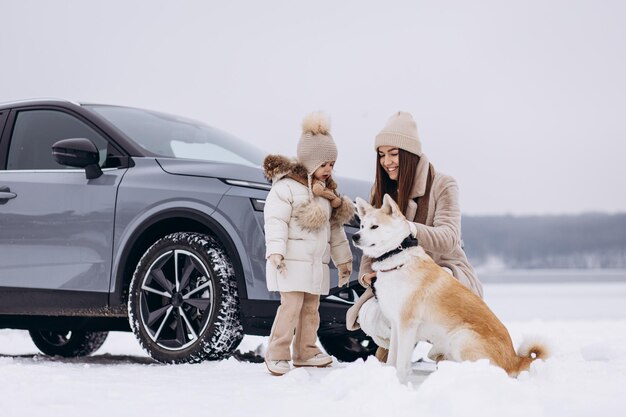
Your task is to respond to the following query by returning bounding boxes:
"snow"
[2,282,626,417]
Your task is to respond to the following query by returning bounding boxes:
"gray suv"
[0,99,374,363]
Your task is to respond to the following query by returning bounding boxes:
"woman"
[346,111,483,361]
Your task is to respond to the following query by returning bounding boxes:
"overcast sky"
[2,0,625,215]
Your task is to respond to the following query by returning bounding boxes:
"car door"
[0,107,127,301]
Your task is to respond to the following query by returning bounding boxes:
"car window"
[170,141,259,166]
[86,105,265,167]
[6,110,110,170]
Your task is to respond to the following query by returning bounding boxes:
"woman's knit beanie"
[297,111,337,174]
[374,111,422,156]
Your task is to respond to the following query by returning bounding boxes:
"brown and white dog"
[352,194,549,383]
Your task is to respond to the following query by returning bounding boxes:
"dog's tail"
[512,336,551,376]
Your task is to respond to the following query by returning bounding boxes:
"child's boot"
[293,352,332,368]
[265,359,291,375]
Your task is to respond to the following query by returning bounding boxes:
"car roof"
[0,98,83,110]
[0,98,151,156]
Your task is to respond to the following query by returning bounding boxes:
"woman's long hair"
[371,149,420,214]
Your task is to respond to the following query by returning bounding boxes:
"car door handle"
[0,186,17,203]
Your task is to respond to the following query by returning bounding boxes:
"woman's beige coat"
[348,154,482,329]
[264,155,353,295]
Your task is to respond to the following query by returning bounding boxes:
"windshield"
[85,105,265,167]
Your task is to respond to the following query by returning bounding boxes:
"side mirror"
[52,138,103,179]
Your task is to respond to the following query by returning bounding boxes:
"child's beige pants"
[265,291,322,361]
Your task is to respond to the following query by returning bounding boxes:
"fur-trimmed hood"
[263,154,355,229]
[263,154,310,184]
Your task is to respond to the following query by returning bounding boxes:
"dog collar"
[374,234,419,264]
[378,264,405,273]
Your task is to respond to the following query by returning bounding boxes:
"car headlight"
[250,198,265,212]
[222,179,271,191]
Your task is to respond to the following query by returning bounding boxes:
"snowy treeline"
[462,213,626,269]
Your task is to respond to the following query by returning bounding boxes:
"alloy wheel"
[138,249,215,351]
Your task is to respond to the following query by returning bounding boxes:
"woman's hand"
[406,220,418,237]
[337,261,352,287]
[360,272,377,287]
[268,254,287,276]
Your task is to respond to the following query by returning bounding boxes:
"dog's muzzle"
[351,233,361,245]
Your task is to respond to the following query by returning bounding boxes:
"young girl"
[262,112,354,375]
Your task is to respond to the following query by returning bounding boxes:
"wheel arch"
[109,208,248,308]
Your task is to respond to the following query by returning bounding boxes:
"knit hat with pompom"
[297,111,338,174]
[374,111,422,156]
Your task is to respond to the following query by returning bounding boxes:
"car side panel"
[110,158,230,293]
[214,189,276,301]
[0,169,125,292]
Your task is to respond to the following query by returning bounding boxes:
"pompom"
[331,195,356,226]
[301,111,330,136]
[293,200,327,232]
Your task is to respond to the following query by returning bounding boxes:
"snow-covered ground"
[2,282,626,417]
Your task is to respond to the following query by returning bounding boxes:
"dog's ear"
[355,197,373,218]
[382,194,403,217]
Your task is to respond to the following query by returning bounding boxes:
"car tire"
[128,232,243,363]
[319,330,377,362]
[29,329,109,357]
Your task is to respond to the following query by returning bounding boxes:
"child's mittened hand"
[269,254,288,276]
[311,182,342,207]
[312,182,325,196]
[337,261,352,287]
